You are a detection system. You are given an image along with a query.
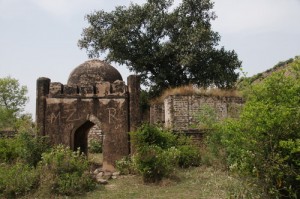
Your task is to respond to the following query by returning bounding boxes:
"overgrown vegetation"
[0,132,49,198]
[204,58,300,198]
[84,166,268,199]
[2,57,300,198]
[237,56,299,89]
[118,124,201,183]
[0,135,96,198]
[38,145,96,196]
[0,162,39,198]
[0,131,49,166]
[89,139,102,153]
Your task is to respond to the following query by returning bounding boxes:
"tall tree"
[78,0,241,96]
[0,77,28,129]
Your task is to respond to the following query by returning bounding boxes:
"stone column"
[127,75,141,154]
[36,77,50,136]
[127,75,141,132]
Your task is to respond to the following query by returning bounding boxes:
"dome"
[67,60,123,87]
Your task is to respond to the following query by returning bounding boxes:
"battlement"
[49,80,127,98]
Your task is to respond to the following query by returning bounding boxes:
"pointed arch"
[71,114,102,154]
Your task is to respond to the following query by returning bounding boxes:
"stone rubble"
[93,168,121,184]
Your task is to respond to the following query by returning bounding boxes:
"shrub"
[16,131,50,167]
[130,123,177,150]
[0,131,49,166]
[0,162,39,198]
[116,156,138,175]
[130,124,202,182]
[177,145,201,168]
[135,145,179,183]
[38,145,95,196]
[0,137,21,163]
[206,58,300,198]
[89,139,102,153]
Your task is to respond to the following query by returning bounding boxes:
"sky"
[1,0,300,118]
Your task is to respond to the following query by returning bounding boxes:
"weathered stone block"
[63,85,78,96]
[81,86,94,97]
[111,80,126,95]
[49,82,63,97]
[96,82,111,97]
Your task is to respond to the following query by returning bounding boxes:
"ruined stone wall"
[36,76,141,171]
[88,125,103,144]
[149,104,165,125]
[150,95,244,130]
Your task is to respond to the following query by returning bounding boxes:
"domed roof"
[67,60,123,87]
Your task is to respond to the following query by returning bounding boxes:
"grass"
[21,153,269,198]
[151,85,241,104]
[88,153,103,165]
[78,166,268,199]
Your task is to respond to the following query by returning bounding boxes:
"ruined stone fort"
[36,59,243,171]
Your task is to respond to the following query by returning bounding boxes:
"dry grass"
[88,153,103,165]
[79,166,268,199]
[151,85,241,104]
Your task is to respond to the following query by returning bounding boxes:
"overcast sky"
[1,0,300,118]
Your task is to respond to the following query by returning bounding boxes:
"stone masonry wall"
[149,104,165,124]
[150,95,244,130]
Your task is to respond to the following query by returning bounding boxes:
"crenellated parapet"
[49,80,128,98]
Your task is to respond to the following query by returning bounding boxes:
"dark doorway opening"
[74,120,104,167]
[74,121,94,154]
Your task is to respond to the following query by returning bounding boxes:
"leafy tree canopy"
[0,76,28,130]
[78,0,241,96]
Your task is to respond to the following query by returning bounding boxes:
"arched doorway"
[73,121,95,154]
[73,119,104,168]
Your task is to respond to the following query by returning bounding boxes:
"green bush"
[136,145,179,183]
[177,145,201,168]
[89,139,102,153]
[0,162,39,198]
[0,131,49,166]
[116,156,138,175]
[16,131,50,167]
[0,137,21,163]
[130,123,177,150]
[206,58,300,198]
[38,145,95,196]
[130,124,200,182]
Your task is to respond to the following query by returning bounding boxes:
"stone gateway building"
[36,60,140,171]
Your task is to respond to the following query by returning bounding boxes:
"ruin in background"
[150,93,244,142]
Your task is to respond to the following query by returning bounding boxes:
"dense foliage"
[128,124,201,182]
[0,133,95,197]
[206,58,300,198]
[0,162,39,198]
[0,131,49,198]
[79,0,241,96]
[89,139,102,153]
[38,145,96,196]
[0,131,49,166]
[0,76,29,130]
